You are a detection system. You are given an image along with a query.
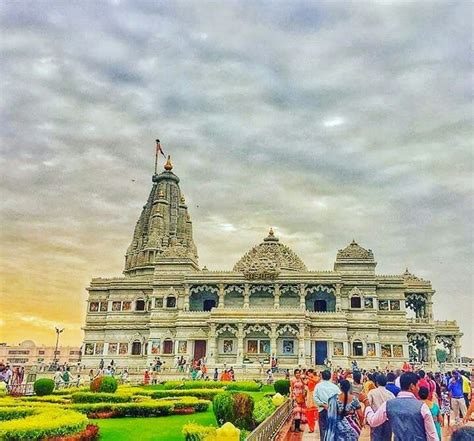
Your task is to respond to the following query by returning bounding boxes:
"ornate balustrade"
[247,399,293,441]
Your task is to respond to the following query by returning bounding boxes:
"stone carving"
[190,285,219,295]
[403,268,426,282]
[216,324,238,336]
[244,324,271,335]
[277,324,299,336]
[233,229,307,280]
[249,285,274,295]
[348,287,364,298]
[336,240,374,260]
[224,285,244,294]
[306,285,335,295]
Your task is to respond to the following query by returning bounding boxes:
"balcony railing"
[247,399,292,441]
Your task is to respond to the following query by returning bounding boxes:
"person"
[367,374,394,441]
[461,371,472,409]
[448,371,468,425]
[121,369,129,384]
[213,368,219,381]
[88,369,94,382]
[364,372,438,441]
[440,384,451,427]
[324,379,363,441]
[285,369,290,380]
[54,367,63,388]
[314,370,340,441]
[463,395,474,423]
[99,358,104,370]
[220,370,231,381]
[351,371,364,398]
[62,367,71,387]
[451,426,474,440]
[419,386,442,441]
[386,372,401,397]
[143,370,150,385]
[304,369,319,434]
[290,369,307,432]
[266,369,274,385]
[364,373,376,394]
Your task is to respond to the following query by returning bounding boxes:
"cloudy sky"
[0,1,472,355]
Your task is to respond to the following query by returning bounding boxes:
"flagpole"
[154,139,159,175]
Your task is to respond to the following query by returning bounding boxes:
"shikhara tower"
[82,159,462,369]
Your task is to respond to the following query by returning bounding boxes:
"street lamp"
[53,327,64,368]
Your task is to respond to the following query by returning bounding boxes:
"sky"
[0,1,472,355]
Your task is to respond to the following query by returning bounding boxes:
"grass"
[96,409,217,441]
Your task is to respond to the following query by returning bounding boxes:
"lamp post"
[53,327,64,368]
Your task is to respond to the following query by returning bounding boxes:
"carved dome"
[336,240,374,261]
[233,229,307,279]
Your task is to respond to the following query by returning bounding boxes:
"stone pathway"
[283,421,474,441]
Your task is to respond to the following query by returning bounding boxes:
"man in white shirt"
[367,374,395,441]
[314,370,340,441]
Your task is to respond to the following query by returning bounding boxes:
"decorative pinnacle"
[269,227,275,236]
[264,227,279,242]
[164,155,173,171]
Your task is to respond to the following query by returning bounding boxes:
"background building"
[0,340,81,368]
[82,159,462,370]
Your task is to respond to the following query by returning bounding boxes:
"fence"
[246,399,292,441]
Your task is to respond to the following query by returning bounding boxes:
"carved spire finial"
[164,155,173,171]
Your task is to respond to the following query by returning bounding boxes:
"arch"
[135,299,146,311]
[348,287,363,309]
[189,290,219,311]
[306,288,336,312]
[279,285,299,308]
[224,285,244,308]
[216,324,238,337]
[244,324,271,336]
[249,285,273,308]
[276,324,299,336]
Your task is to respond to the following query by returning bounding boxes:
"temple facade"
[82,159,462,370]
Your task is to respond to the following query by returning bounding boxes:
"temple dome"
[233,229,307,279]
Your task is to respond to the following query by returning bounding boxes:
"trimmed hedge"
[21,396,69,404]
[182,423,216,441]
[71,392,132,404]
[53,387,89,396]
[253,396,276,423]
[150,389,224,400]
[162,380,262,392]
[274,380,290,396]
[0,407,87,440]
[0,407,36,421]
[71,402,175,417]
[33,378,55,396]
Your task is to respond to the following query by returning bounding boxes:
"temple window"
[136,300,146,311]
[314,300,327,312]
[131,341,142,355]
[246,339,270,355]
[352,341,364,356]
[163,339,174,354]
[306,287,336,312]
[155,298,163,308]
[100,302,108,312]
[112,301,122,311]
[203,299,216,311]
[122,301,132,311]
[189,286,219,311]
[381,344,392,357]
[89,302,99,312]
[378,300,389,311]
[350,296,362,308]
[166,297,176,308]
[390,300,400,311]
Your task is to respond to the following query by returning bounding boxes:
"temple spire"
[164,155,173,171]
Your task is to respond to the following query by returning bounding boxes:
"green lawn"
[96,409,216,441]
[96,384,275,440]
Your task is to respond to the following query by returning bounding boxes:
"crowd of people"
[290,366,474,440]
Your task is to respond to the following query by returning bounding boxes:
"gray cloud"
[1,0,472,353]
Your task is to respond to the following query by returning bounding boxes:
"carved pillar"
[298,323,305,366]
[208,323,217,365]
[454,335,461,360]
[183,284,190,311]
[429,334,437,367]
[299,284,306,310]
[335,283,342,311]
[218,284,225,309]
[270,324,278,358]
[237,323,245,365]
[243,284,250,308]
[274,283,280,309]
[426,293,434,320]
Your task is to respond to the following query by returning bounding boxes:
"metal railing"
[246,399,292,441]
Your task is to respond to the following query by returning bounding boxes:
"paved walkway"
[283,421,474,441]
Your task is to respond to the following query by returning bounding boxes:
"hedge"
[53,387,89,396]
[253,396,276,423]
[150,389,224,400]
[0,407,36,422]
[21,396,70,404]
[0,407,87,440]
[274,380,290,396]
[162,381,262,392]
[71,392,132,404]
[182,423,216,441]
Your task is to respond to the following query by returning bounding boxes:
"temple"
[82,159,462,370]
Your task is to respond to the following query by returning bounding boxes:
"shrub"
[33,378,55,396]
[22,396,70,404]
[226,382,262,392]
[98,377,117,393]
[71,392,131,404]
[71,401,175,418]
[0,408,87,440]
[182,423,216,441]
[253,396,276,424]
[274,380,290,396]
[0,383,7,397]
[53,387,89,396]
[232,393,255,430]
[213,392,235,426]
[150,389,224,400]
[90,377,103,393]
[0,406,36,421]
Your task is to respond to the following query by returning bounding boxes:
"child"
[440,384,451,428]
